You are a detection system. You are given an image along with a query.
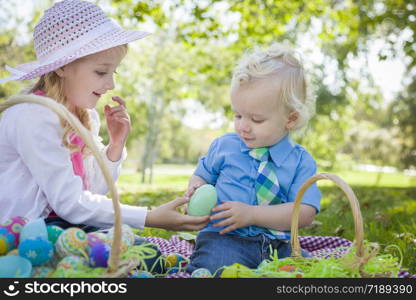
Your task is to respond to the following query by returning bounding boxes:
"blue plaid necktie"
[249,147,290,240]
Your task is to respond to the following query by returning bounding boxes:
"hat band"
[38,20,121,65]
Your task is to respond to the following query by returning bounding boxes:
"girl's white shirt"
[0,102,147,229]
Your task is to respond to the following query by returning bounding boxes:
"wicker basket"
[0,94,138,277]
[289,172,395,277]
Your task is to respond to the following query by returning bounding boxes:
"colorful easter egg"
[0,234,14,255]
[0,216,28,247]
[128,270,155,278]
[32,266,54,278]
[164,253,189,269]
[46,225,64,245]
[20,218,48,243]
[107,224,135,253]
[0,255,32,278]
[86,232,108,252]
[88,242,111,268]
[187,184,217,216]
[56,255,88,271]
[56,228,88,258]
[191,268,212,278]
[18,237,54,266]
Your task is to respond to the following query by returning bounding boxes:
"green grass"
[118,168,416,274]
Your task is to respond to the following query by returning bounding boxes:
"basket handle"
[290,173,364,259]
[0,94,122,273]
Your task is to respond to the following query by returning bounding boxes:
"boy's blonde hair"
[28,44,128,154]
[231,43,315,131]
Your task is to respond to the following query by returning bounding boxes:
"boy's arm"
[251,203,316,231]
[210,201,315,235]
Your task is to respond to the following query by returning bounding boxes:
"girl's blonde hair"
[28,44,128,154]
[231,43,315,131]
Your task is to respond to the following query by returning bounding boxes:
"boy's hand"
[185,175,207,198]
[210,201,256,235]
[184,182,205,198]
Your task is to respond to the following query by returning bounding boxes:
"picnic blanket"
[144,235,416,278]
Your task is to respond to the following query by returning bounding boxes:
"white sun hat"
[0,0,150,83]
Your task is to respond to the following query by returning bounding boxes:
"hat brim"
[1,28,150,82]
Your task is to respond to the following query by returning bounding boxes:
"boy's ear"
[54,67,65,77]
[286,111,299,130]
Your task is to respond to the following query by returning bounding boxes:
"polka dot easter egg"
[56,228,88,258]
[0,216,28,248]
[18,237,54,266]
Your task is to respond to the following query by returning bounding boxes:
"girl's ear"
[54,67,65,77]
[286,111,299,130]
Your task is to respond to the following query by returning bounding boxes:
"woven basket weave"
[0,94,137,277]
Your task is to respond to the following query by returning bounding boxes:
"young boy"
[185,43,321,276]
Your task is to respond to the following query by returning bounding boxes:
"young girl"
[0,0,208,259]
[185,43,321,275]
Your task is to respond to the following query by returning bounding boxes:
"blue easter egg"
[191,268,212,278]
[18,237,54,266]
[20,218,48,243]
[0,255,32,278]
[89,242,111,268]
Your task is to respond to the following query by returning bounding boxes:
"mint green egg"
[187,184,217,216]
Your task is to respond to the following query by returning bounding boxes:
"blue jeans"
[45,216,165,274]
[186,231,310,277]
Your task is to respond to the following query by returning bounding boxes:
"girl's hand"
[104,96,131,147]
[210,201,256,235]
[145,197,210,231]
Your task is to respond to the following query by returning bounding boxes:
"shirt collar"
[241,135,295,167]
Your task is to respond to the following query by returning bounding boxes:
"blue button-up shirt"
[194,133,322,240]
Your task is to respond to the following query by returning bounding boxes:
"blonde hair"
[28,44,128,154]
[231,43,315,131]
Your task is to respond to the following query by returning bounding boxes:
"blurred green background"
[0,0,415,273]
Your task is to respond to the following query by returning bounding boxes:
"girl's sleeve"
[84,109,127,195]
[193,138,223,185]
[13,104,145,229]
[287,151,322,213]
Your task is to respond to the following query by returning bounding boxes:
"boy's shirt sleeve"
[287,151,322,213]
[194,138,222,185]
